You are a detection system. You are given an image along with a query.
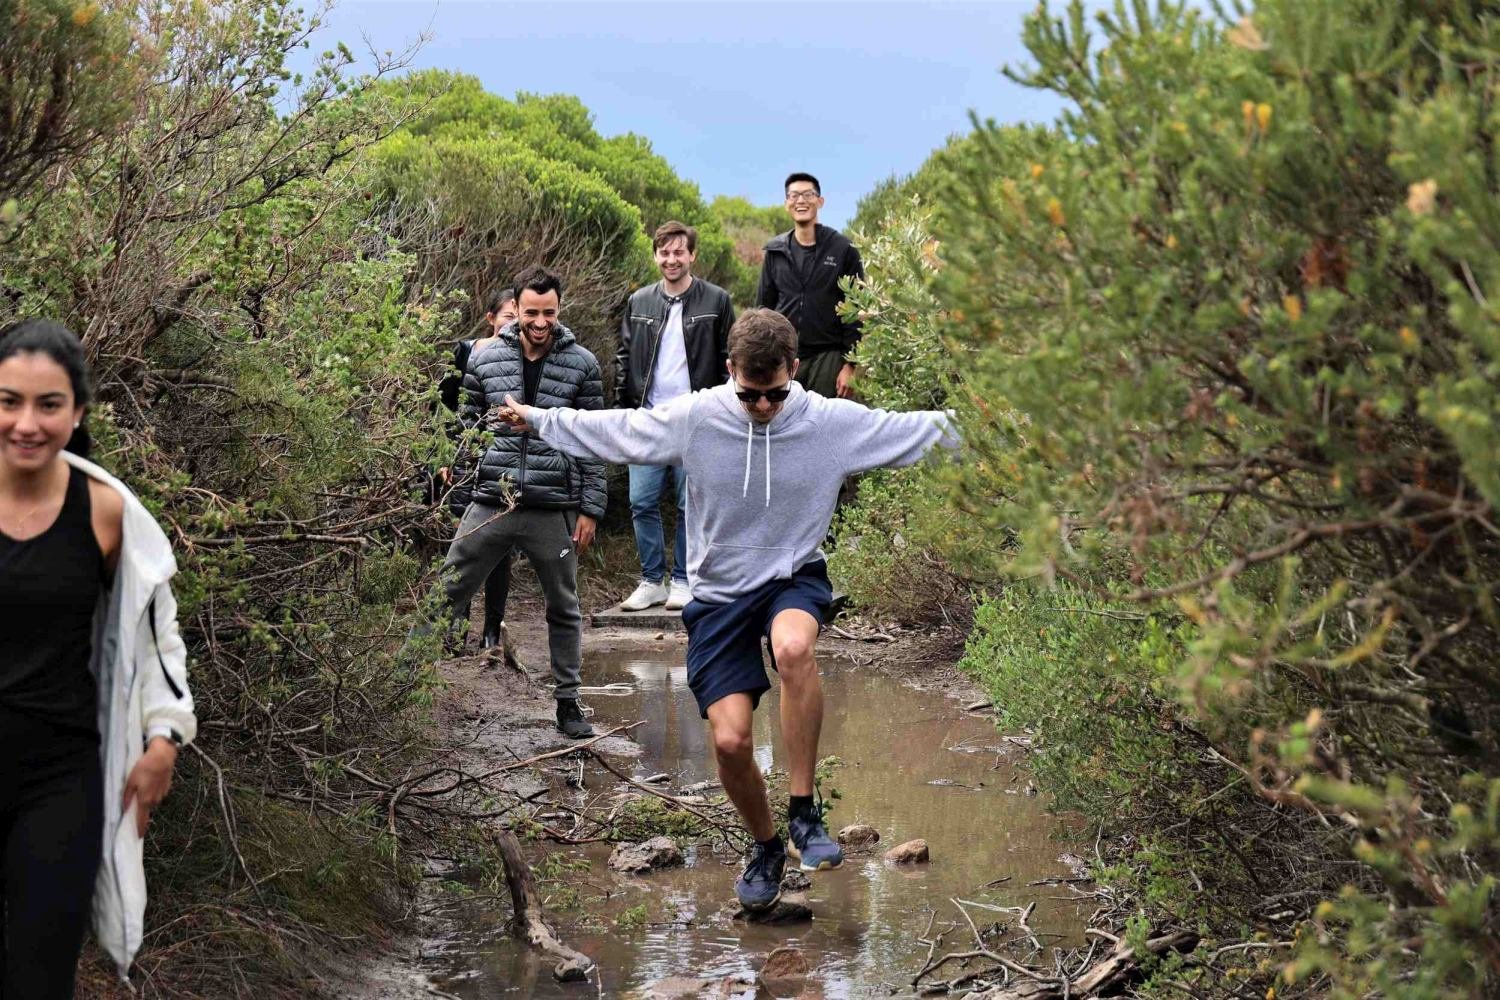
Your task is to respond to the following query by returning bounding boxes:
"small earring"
[73,421,80,429]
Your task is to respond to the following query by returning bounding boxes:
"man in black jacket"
[613,221,734,613]
[755,172,865,399]
[443,266,604,738]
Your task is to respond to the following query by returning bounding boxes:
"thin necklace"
[1,467,63,538]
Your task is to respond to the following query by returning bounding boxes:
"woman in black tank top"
[0,320,185,998]
[0,466,106,731]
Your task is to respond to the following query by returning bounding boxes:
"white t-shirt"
[645,298,692,409]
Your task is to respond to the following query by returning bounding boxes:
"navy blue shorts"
[681,560,835,718]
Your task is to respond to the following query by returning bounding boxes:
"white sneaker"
[621,579,670,611]
[665,580,692,610]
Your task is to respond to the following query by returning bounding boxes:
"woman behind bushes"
[0,320,195,996]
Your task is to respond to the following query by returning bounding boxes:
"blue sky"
[304,1,1076,227]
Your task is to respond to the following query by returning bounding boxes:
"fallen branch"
[963,929,1200,999]
[828,623,896,642]
[492,828,594,982]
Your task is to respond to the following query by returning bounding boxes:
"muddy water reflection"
[433,651,1087,998]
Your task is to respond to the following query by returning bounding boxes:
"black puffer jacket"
[613,278,734,408]
[456,324,607,518]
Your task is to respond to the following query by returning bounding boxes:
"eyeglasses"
[734,384,793,404]
[786,191,820,203]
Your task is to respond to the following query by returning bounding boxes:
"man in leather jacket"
[613,221,734,613]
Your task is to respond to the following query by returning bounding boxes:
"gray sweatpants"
[442,503,582,701]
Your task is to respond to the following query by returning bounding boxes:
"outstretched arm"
[575,357,608,521]
[499,394,689,468]
[825,399,961,477]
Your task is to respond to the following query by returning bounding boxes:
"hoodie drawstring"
[742,421,753,500]
[763,423,770,507]
[741,421,772,508]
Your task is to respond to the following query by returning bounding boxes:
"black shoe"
[556,699,594,739]
[479,616,502,650]
[735,839,786,911]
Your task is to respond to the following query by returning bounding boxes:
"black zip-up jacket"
[613,278,735,409]
[755,224,865,361]
[455,324,607,518]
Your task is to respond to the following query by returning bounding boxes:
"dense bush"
[706,194,788,303]
[383,71,755,325]
[0,0,140,208]
[0,2,497,994]
[835,0,1500,994]
[373,126,652,360]
[828,199,977,621]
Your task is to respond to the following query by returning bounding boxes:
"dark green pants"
[795,349,845,398]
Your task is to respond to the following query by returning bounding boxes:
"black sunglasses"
[734,385,792,404]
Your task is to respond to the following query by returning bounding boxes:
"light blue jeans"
[628,463,688,585]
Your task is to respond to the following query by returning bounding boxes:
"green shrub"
[838,0,1500,992]
[959,583,1182,817]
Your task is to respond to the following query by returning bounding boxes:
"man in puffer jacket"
[443,265,605,738]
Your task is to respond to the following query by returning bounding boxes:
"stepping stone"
[733,893,813,924]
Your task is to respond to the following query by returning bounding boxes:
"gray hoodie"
[530,381,958,604]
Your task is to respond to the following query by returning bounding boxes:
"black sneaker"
[555,699,594,739]
[479,616,502,651]
[735,839,786,911]
[787,809,844,872]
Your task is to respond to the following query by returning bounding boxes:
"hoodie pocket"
[697,543,794,587]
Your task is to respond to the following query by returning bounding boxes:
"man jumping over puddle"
[492,309,957,910]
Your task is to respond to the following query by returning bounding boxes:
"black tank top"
[0,466,106,736]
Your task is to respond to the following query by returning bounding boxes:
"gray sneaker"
[787,811,844,871]
[735,839,786,910]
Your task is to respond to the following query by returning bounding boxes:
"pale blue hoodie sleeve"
[531,394,690,467]
[823,399,961,476]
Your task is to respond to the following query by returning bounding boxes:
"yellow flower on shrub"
[1046,197,1065,226]
[1407,178,1438,216]
[71,2,99,26]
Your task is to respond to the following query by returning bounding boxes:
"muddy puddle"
[429,650,1088,998]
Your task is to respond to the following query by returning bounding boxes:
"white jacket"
[62,451,197,977]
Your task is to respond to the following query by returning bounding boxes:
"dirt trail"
[342,594,982,999]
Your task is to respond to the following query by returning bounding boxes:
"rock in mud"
[633,975,754,999]
[837,823,880,849]
[759,945,810,993]
[734,892,813,924]
[780,869,812,893]
[884,839,930,864]
[553,956,591,982]
[609,836,685,874]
